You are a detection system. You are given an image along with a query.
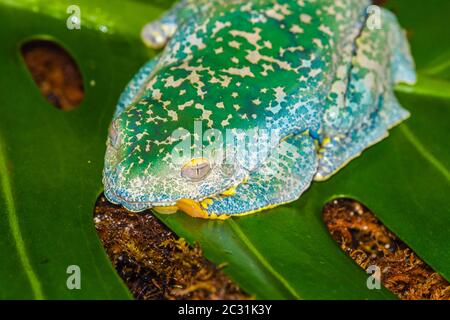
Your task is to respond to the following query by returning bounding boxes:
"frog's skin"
[103,0,416,219]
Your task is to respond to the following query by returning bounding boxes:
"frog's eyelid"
[181,158,212,181]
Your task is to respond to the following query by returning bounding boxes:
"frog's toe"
[141,20,176,49]
[176,199,218,219]
[199,133,318,218]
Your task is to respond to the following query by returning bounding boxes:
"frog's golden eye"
[181,158,211,182]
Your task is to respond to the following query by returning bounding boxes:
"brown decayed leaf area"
[94,194,251,300]
[323,199,450,300]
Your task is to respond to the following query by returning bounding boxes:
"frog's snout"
[181,158,211,182]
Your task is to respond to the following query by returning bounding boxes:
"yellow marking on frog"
[177,177,255,219]
[201,198,214,208]
[322,136,331,146]
[314,139,320,149]
[208,213,230,220]
[177,198,230,220]
[220,185,237,197]
[177,193,292,220]
[153,206,178,214]
[318,136,331,152]
[176,198,210,219]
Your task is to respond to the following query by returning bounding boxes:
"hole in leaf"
[93,193,249,300]
[20,39,84,111]
[323,198,450,300]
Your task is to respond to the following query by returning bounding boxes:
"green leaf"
[0,0,171,299]
[384,0,450,77]
[156,0,450,299]
[0,0,448,300]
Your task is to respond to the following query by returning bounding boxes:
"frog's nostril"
[181,158,211,182]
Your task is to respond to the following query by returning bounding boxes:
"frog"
[103,0,416,219]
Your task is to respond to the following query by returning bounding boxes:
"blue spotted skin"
[103,0,416,218]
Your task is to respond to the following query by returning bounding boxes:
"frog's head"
[103,101,250,215]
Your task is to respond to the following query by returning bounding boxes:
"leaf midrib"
[400,125,450,181]
[0,138,44,299]
[395,73,450,99]
[227,219,301,299]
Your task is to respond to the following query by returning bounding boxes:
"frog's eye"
[181,158,211,182]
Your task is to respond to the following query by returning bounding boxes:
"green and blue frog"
[103,0,416,219]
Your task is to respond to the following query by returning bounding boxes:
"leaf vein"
[400,125,450,181]
[227,219,301,299]
[0,138,44,299]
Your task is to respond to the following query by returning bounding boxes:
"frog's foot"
[140,0,195,49]
[315,9,415,181]
[175,199,230,220]
[315,90,408,180]
[175,133,318,219]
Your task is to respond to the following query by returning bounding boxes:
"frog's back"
[136,0,369,137]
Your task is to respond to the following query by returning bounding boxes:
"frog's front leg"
[176,133,318,219]
[141,0,196,49]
